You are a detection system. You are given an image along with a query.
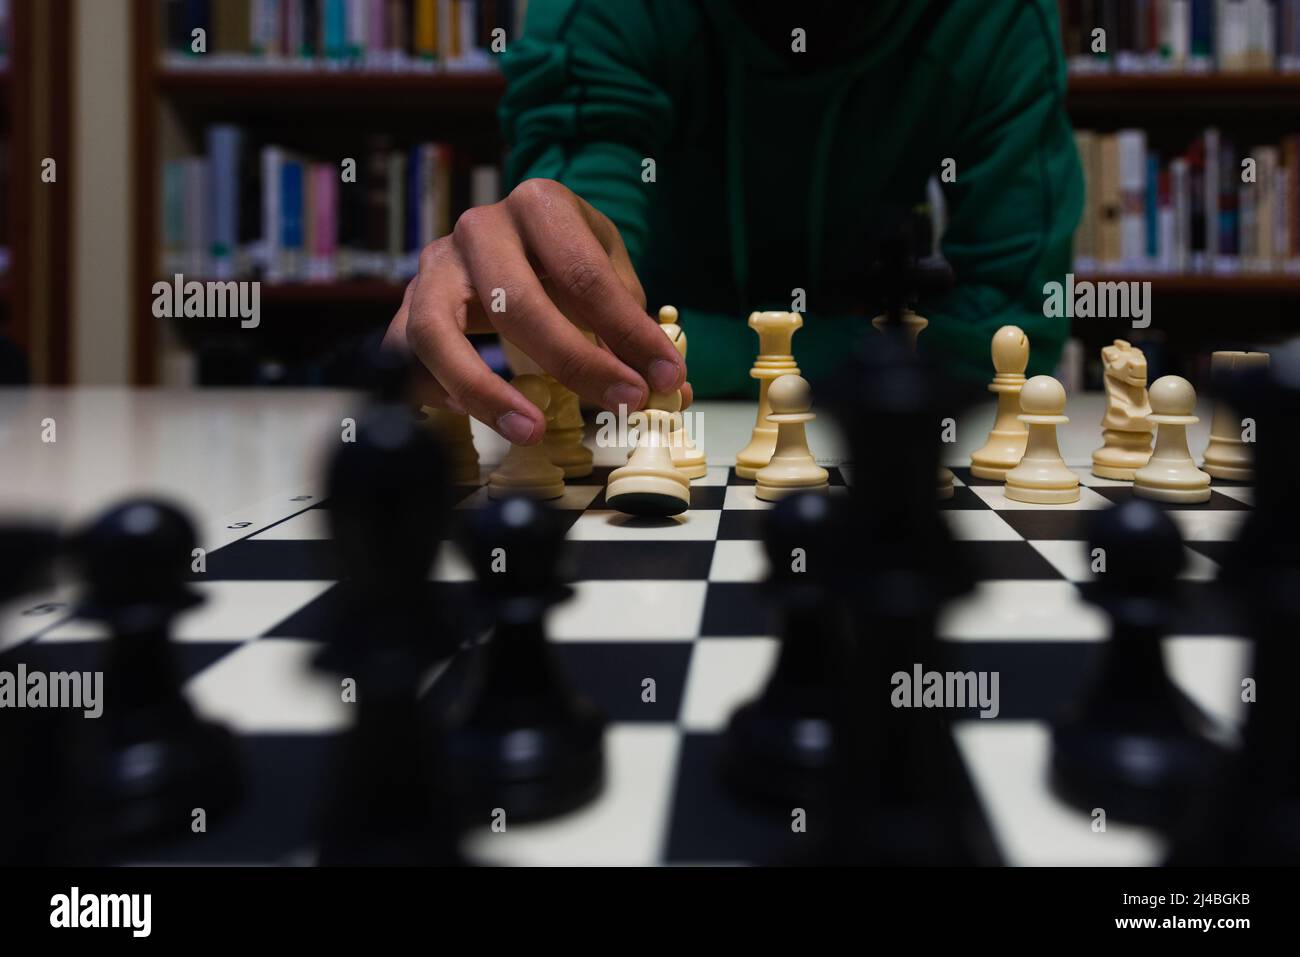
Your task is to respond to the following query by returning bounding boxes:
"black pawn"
[61,499,242,859]
[1051,499,1230,828]
[815,329,997,865]
[440,497,605,822]
[315,402,464,865]
[1172,342,1300,863]
[722,492,848,808]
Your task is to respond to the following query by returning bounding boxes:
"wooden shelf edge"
[155,66,505,93]
[1069,72,1300,94]
[1074,272,1300,295]
[155,280,408,304]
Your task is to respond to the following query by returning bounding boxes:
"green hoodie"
[499,0,1082,397]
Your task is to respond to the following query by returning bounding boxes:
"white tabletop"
[0,387,1216,531]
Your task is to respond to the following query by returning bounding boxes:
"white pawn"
[606,390,691,517]
[1134,375,1211,504]
[1004,375,1080,504]
[755,375,828,502]
[487,375,565,501]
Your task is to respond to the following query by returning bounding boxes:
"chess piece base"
[606,471,690,516]
[670,442,708,480]
[1004,484,1080,505]
[674,459,709,480]
[1091,463,1139,481]
[1203,462,1253,482]
[755,480,828,502]
[487,476,565,501]
[1133,483,1212,504]
[1203,439,1254,482]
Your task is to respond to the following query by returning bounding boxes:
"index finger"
[507,185,684,396]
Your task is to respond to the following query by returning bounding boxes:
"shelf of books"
[135,0,520,384]
[132,0,1300,384]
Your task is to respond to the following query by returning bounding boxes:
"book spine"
[207,125,242,280]
[1204,127,1220,261]
[388,0,408,59]
[1191,0,1214,61]
[301,0,318,57]
[312,164,337,279]
[347,0,367,57]
[262,145,283,281]
[365,137,391,275]
[184,0,212,55]
[1171,156,1191,271]
[324,0,347,59]
[470,164,501,207]
[184,158,209,277]
[1145,152,1160,260]
[1257,146,1278,264]
[386,151,406,277]
[406,143,421,259]
[251,0,281,57]
[162,160,187,275]
[1098,133,1122,266]
[1158,169,1175,269]
[419,143,436,248]
[1118,129,1148,266]
[1276,164,1291,266]
[1218,136,1238,257]
[281,159,304,279]
[415,0,437,59]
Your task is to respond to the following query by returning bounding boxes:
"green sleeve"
[497,0,686,262]
[922,0,1083,384]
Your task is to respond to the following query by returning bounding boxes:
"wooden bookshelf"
[1074,274,1300,296]
[127,0,1300,384]
[130,0,508,384]
[155,66,505,109]
[1068,72,1300,112]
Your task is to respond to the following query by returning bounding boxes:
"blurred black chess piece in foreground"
[1051,499,1231,830]
[722,491,849,810]
[439,496,606,824]
[58,499,243,861]
[813,317,997,865]
[1172,341,1300,864]
[315,389,464,865]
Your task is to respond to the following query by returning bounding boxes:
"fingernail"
[497,411,536,444]
[649,359,680,393]
[603,382,645,412]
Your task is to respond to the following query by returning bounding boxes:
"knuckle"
[508,177,561,210]
[452,205,491,241]
[559,257,603,299]
[418,237,452,272]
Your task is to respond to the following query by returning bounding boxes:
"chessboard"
[0,416,1255,867]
